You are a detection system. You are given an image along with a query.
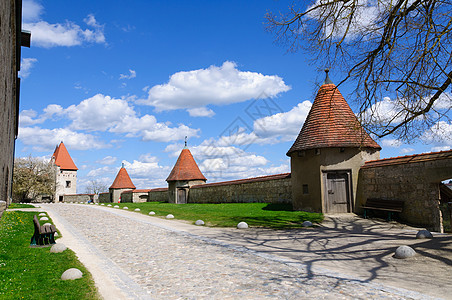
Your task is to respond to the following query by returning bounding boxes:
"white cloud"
[122,159,171,188]
[187,107,215,117]
[22,1,105,48]
[400,148,415,154]
[165,140,289,183]
[26,94,200,143]
[380,139,402,148]
[22,0,43,22]
[86,166,115,178]
[97,156,117,165]
[253,101,312,141]
[119,69,136,80]
[19,58,38,78]
[19,109,44,126]
[421,121,452,151]
[139,61,291,113]
[18,126,107,151]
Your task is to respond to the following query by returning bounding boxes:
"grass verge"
[7,203,35,209]
[103,202,323,228]
[0,211,99,299]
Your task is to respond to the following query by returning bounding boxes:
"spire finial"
[323,68,333,85]
[184,136,188,148]
[121,162,125,168]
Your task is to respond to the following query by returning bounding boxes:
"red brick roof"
[110,167,136,189]
[121,189,151,194]
[52,142,78,170]
[191,173,290,189]
[362,149,452,169]
[287,82,380,156]
[150,187,168,192]
[166,148,207,182]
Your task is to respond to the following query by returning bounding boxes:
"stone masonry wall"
[188,175,292,204]
[148,189,168,202]
[63,194,92,203]
[359,161,447,231]
[0,0,18,217]
[98,193,111,203]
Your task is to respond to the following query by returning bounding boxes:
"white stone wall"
[55,167,77,202]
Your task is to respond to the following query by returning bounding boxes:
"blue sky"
[17,0,452,192]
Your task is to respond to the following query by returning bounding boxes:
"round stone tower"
[287,70,381,213]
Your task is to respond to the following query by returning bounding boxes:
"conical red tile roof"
[287,79,380,156]
[52,142,78,170]
[166,148,207,182]
[110,167,136,189]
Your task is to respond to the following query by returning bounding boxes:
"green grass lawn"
[103,202,323,228]
[0,211,99,299]
[7,203,35,209]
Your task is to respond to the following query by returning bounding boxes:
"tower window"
[303,184,309,194]
[66,181,71,188]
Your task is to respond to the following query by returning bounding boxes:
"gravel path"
[41,204,436,300]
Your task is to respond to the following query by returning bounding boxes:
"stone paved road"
[41,204,436,300]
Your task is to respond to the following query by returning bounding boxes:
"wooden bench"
[30,215,57,247]
[362,198,404,221]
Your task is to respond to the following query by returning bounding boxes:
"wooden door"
[324,171,351,213]
[177,189,186,204]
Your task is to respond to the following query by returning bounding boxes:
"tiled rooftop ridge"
[166,148,207,182]
[52,142,78,170]
[287,82,380,156]
[362,149,452,168]
[191,173,290,189]
[110,167,136,189]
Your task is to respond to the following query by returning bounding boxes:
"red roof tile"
[166,148,207,182]
[110,167,136,189]
[150,187,168,192]
[287,82,380,156]
[52,142,78,170]
[121,189,151,194]
[191,173,290,189]
[362,149,452,169]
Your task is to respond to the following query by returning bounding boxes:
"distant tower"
[109,164,136,202]
[51,142,78,202]
[166,142,206,203]
[287,70,381,213]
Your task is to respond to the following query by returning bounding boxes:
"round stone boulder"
[114,205,119,208]
[416,230,433,239]
[237,221,249,229]
[123,207,128,210]
[50,243,67,253]
[134,208,140,212]
[107,204,112,207]
[195,220,205,226]
[39,217,49,221]
[394,245,416,259]
[61,268,83,280]
[149,211,155,215]
[166,214,174,219]
[43,223,52,226]
[302,221,313,227]
[38,213,46,216]
[100,203,105,206]
[54,232,59,237]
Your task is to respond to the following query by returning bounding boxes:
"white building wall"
[54,167,77,202]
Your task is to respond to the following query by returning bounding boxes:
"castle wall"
[290,148,379,213]
[148,188,168,202]
[121,190,149,203]
[359,156,452,232]
[0,0,19,216]
[188,174,292,204]
[98,192,111,203]
[63,194,95,203]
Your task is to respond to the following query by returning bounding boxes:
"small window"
[302,184,309,194]
[315,149,321,155]
[66,181,71,188]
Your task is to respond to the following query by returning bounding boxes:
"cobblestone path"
[43,204,431,299]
